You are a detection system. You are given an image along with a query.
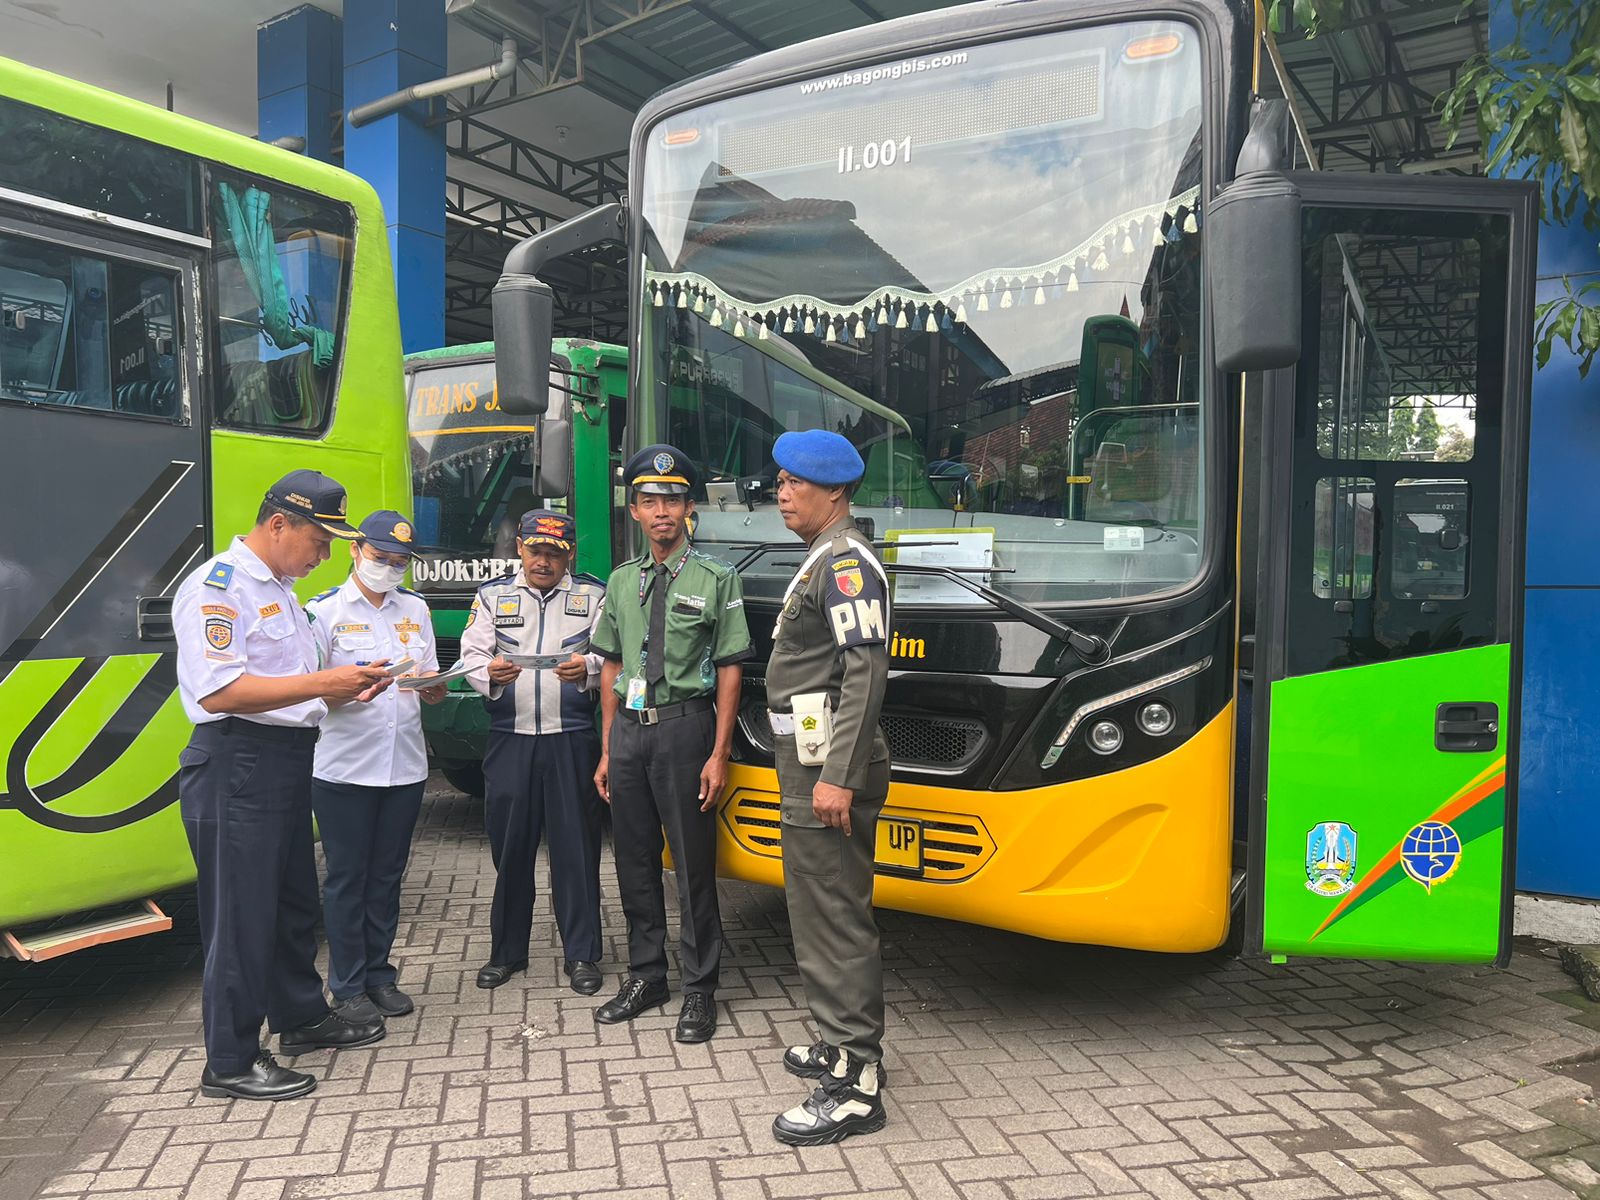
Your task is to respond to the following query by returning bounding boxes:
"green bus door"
[1248,175,1538,964]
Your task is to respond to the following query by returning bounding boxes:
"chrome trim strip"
[0,185,212,249]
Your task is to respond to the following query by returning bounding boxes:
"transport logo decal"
[1400,821,1463,892]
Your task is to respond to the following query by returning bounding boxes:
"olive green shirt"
[591,539,752,706]
[766,516,891,791]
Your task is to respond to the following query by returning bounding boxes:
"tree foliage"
[1267,0,1600,379]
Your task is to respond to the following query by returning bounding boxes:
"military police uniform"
[174,470,385,1103]
[307,511,437,1020]
[764,431,892,1146]
[591,446,752,1039]
[458,510,608,992]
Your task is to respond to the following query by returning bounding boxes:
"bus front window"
[637,20,1206,605]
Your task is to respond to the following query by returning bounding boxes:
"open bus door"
[1246,174,1537,964]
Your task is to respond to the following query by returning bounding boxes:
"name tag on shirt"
[673,595,706,616]
[626,677,647,710]
[493,615,524,627]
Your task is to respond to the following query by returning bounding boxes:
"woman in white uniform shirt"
[307,510,445,1020]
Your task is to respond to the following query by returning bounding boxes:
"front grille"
[880,714,986,772]
[435,636,461,671]
[739,703,987,774]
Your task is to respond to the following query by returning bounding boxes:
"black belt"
[206,716,319,746]
[617,695,714,727]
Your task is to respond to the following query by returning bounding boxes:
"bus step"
[2,899,172,962]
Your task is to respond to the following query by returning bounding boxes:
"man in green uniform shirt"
[591,444,752,1043]
[765,430,892,1145]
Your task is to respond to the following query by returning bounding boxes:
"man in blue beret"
[763,430,893,1145]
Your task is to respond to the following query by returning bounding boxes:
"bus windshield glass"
[408,355,547,584]
[638,20,1206,604]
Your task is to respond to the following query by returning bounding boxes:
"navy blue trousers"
[310,778,425,1001]
[482,729,603,966]
[179,721,329,1075]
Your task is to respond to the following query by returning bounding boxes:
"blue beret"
[773,430,865,487]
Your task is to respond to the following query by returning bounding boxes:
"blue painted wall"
[257,5,343,165]
[343,0,446,354]
[1490,0,1600,898]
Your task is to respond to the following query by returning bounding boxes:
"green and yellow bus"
[492,0,1537,965]
[404,339,626,794]
[0,58,408,960]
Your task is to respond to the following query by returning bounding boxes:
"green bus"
[405,339,625,795]
[0,58,409,960]
[491,0,1538,965]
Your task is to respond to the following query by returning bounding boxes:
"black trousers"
[310,778,425,1001]
[608,707,721,994]
[179,721,328,1074]
[482,729,603,966]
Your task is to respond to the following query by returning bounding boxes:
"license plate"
[875,817,923,875]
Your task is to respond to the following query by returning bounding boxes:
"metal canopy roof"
[440,0,1491,346]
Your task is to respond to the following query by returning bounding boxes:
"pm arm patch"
[826,553,887,649]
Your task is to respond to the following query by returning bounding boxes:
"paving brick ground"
[4,775,1600,1200]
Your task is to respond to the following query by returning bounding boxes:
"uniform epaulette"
[307,586,340,604]
[572,572,605,588]
[203,561,234,589]
[478,573,519,591]
[396,585,426,599]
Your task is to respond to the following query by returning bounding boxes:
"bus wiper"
[729,542,1110,665]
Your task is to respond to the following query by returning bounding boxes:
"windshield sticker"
[1102,527,1145,553]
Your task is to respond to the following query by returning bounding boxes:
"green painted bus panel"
[1262,644,1510,963]
[0,57,408,934]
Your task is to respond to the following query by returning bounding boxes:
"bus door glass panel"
[0,221,204,663]
[1257,195,1520,966]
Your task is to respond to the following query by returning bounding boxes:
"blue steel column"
[257,5,343,165]
[343,0,446,353]
[1489,0,1600,898]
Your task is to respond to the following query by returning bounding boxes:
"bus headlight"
[1039,657,1211,769]
[1137,701,1176,736]
[1088,720,1124,755]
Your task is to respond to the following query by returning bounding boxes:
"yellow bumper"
[717,702,1235,952]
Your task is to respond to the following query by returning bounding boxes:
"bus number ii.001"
[837,136,912,174]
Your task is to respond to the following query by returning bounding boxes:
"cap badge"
[653,451,675,474]
[393,521,413,543]
[337,494,348,516]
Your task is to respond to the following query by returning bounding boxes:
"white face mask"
[354,555,407,594]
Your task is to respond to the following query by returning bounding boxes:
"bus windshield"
[637,19,1206,604]
[408,353,546,585]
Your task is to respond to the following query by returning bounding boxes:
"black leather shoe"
[476,960,527,989]
[200,1051,316,1101]
[279,1009,385,1054]
[594,976,669,1024]
[772,1056,886,1146]
[564,960,603,996]
[675,992,717,1044]
[784,1040,889,1086]
[335,993,380,1023]
[367,984,413,1016]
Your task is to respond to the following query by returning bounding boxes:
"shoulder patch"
[203,561,234,590]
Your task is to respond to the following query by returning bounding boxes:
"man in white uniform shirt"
[174,470,392,1103]
[307,510,447,1025]
[458,509,608,994]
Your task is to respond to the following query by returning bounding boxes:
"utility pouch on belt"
[789,692,833,766]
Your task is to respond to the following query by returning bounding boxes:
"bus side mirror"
[533,417,572,498]
[1209,172,1302,372]
[492,274,554,417]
